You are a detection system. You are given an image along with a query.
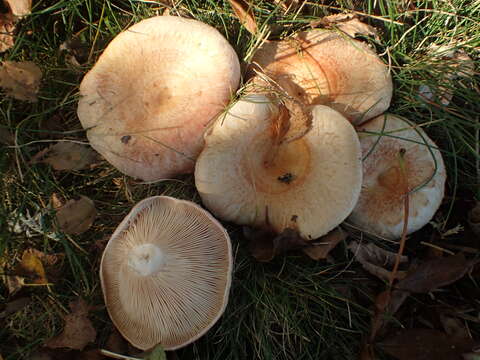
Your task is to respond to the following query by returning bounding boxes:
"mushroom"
[195,94,363,240]
[249,29,393,124]
[78,16,241,181]
[348,114,447,239]
[100,196,232,350]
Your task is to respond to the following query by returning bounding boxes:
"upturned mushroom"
[100,196,232,350]
[348,114,447,239]
[78,16,240,181]
[195,94,363,240]
[249,29,393,124]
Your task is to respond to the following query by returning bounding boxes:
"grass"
[1,0,479,359]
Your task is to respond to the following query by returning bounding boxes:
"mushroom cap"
[250,29,392,124]
[195,94,363,240]
[78,16,241,181]
[100,196,232,350]
[348,114,447,239]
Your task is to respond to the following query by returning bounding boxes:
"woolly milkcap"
[348,114,446,239]
[78,16,240,181]
[195,94,362,240]
[100,196,232,350]
[250,29,392,124]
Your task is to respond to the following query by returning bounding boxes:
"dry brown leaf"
[59,38,90,68]
[280,99,313,144]
[245,226,310,262]
[227,0,258,35]
[468,202,480,236]
[55,196,96,235]
[419,45,475,106]
[5,275,24,295]
[303,227,347,260]
[0,10,15,52]
[439,313,470,340]
[0,61,42,101]
[31,142,99,171]
[379,329,476,360]
[0,127,14,145]
[50,192,66,210]
[38,113,69,139]
[0,297,30,318]
[16,248,48,284]
[273,0,301,12]
[348,241,408,282]
[369,289,410,342]
[395,253,478,293]
[105,328,128,354]
[311,13,378,40]
[5,0,31,17]
[335,18,378,39]
[46,298,96,351]
[4,249,49,294]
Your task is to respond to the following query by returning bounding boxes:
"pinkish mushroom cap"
[195,94,363,240]
[250,29,393,124]
[78,16,240,181]
[348,114,447,239]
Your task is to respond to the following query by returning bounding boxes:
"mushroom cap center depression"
[241,135,311,195]
[377,165,404,192]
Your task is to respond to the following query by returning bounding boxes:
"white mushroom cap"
[250,29,392,124]
[78,16,240,181]
[195,94,363,240]
[100,196,232,350]
[348,114,447,239]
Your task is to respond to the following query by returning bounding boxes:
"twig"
[100,349,141,360]
[389,148,409,287]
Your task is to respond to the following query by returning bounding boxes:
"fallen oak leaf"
[468,202,480,236]
[0,127,14,145]
[0,0,31,52]
[15,248,48,284]
[369,289,409,342]
[104,328,128,355]
[303,227,347,260]
[0,7,15,52]
[440,312,470,340]
[0,61,42,101]
[272,0,301,13]
[348,241,408,282]
[310,13,378,40]
[30,142,99,171]
[378,328,477,360]
[4,274,24,295]
[395,253,478,293]
[4,0,32,17]
[46,298,96,351]
[55,196,97,235]
[0,296,30,318]
[418,45,475,106]
[227,0,258,35]
[245,226,310,262]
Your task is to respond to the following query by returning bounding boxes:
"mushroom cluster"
[194,24,445,241]
[81,14,447,353]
